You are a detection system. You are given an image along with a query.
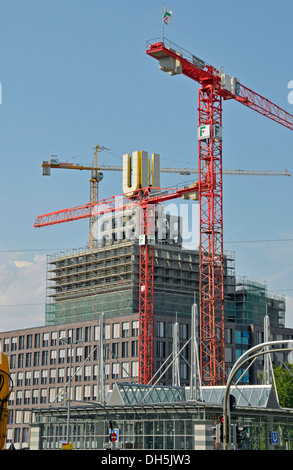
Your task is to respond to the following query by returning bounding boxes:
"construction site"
[1,33,293,451]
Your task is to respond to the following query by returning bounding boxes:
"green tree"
[273,364,293,408]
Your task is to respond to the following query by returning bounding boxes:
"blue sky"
[0,0,293,331]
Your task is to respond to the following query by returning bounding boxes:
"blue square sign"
[271,431,279,445]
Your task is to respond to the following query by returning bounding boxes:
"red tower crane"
[146,38,293,386]
[34,182,202,384]
[35,38,292,387]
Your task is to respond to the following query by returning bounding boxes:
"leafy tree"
[273,363,293,408]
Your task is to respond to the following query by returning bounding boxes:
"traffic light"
[236,425,246,444]
[220,416,229,443]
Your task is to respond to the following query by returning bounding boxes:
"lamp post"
[59,336,83,445]
[222,340,293,450]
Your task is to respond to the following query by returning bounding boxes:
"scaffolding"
[45,238,285,328]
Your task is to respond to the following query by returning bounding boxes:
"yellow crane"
[0,352,12,450]
[41,146,290,250]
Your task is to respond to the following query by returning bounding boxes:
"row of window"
[9,362,139,407]
[1,321,140,352]
[1,320,192,353]
[8,340,140,370]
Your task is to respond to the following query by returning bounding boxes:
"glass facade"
[33,404,293,451]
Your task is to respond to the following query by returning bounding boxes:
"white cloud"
[0,253,47,332]
[14,260,34,268]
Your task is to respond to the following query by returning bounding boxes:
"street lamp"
[222,340,293,450]
[59,336,83,445]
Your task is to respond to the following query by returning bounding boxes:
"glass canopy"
[107,383,279,409]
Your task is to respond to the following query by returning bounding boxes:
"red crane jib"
[147,41,293,130]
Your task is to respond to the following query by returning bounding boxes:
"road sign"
[109,429,119,442]
[271,431,279,445]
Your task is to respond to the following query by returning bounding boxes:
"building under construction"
[45,204,286,385]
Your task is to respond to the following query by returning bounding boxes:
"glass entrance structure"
[30,383,293,451]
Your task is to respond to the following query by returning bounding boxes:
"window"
[85,326,92,342]
[10,355,16,369]
[235,330,250,345]
[132,321,139,337]
[26,352,32,368]
[16,390,22,405]
[111,343,119,358]
[122,342,129,358]
[94,325,100,341]
[131,341,138,357]
[180,362,188,380]
[85,345,91,360]
[49,388,56,404]
[113,323,120,339]
[26,334,33,349]
[34,333,40,348]
[157,341,165,358]
[58,368,64,384]
[14,428,21,444]
[42,350,48,366]
[59,349,65,364]
[19,336,25,350]
[22,428,29,444]
[75,366,82,382]
[122,322,129,338]
[112,363,119,379]
[76,328,83,342]
[34,351,40,367]
[18,354,24,369]
[84,365,91,381]
[180,324,188,340]
[84,385,91,401]
[50,350,57,365]
[49,369,56,384]
[105,324,110,340]
[67,347,73,364]
[11,337,17,351]
[225,328,233,344]
[75,386,82,401]
[43,332,49,347]
[59,330,66,342]
[17,372,23,387]
[131,361,138,377]
[40,389,47,404]
[3,338,10,352]
[25,371,31,386]
[33,370,39,385]
[122,362,129,378]
[24,390,30,405]
[76,347,83,362]
[225,347,233,363]
[157,321,165,338]
[51,331,57,346]
[32,389,39,405]
[41,370,47,385]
